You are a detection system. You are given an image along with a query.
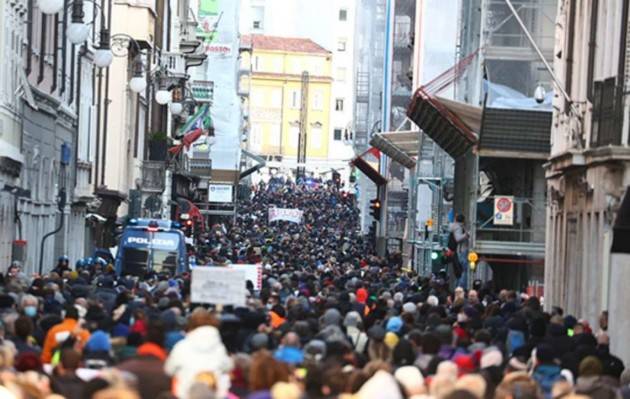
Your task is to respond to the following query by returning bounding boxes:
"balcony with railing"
[474,195,546,257]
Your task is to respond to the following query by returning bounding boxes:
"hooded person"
[532,344,565,399]
[165,309,233,399]
[574,356,619,399]
[344,311,368,354]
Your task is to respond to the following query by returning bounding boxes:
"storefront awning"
[407,88,480,159]
[369,131,419,169]
[349,148,387,186]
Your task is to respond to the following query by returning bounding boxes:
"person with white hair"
[394,366,427,399]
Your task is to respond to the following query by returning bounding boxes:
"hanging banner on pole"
[494,196,514,225]
[268,208,304,224]
[191,267,247,306]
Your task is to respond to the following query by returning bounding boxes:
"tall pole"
[297,71,309,178]
[504,0,582,130]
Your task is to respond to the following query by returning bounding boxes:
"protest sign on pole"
[229,264,263,291]
[268,207,303,223]
[191,267,247,306]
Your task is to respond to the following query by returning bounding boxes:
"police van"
[114,219,188,277]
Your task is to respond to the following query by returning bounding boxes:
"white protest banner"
[268,207,303,223]
[191,267,247,306]
[494,196,514,226]
[229,264,263,291]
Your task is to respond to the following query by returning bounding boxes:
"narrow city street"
[0,0,630,398]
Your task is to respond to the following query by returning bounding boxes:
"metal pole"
[503,0,573,107]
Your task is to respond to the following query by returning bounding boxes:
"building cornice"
[545,146,630,177]
[252,72,333,82]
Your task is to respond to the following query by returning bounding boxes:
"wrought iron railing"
[475,195,545,243]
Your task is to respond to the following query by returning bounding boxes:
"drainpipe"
[101,0,112,185]
[38,13,46,84]
[38,188,66,275]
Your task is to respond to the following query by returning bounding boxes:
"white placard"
[268,207,303,223]
[191,267,247,306]
[494,196,514,226]
[208,184,233,203]
[230,264,263,291]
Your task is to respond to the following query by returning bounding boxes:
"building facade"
[241,0,356,182]
[545,0,630,364]
[246,35,334,174]
[17,0,101,273]
[0,0,28,269]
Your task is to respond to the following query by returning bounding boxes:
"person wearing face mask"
[21,295,39,320]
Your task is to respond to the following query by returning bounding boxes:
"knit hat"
[402,302,417,314]
[480,347,504,369]
[367,325,386,341]
[394,366,425,396]
[384,331,400,349]
[321,308,342,327]
[579,356,603,377]
[85,330,111,352]
[535,344,555,364]
[356,288,368,304]
[386,316,403,333]
[454,354,476,375]
[343,311,362,328]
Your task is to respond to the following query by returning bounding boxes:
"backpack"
[447,232,463,278]
[447,232,458,252]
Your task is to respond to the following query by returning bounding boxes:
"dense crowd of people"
[0,178,626,399]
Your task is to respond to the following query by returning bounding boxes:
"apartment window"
[252,6,264,30]
[335,98,344,111]
[270,123,281,146]
[290,90,301,109]
[271,89,282,108]
[311,125,323,149]
[334,128,343,141]
[252,90,265,107]
[336,67,347,82]
[313,91,323,111]
[337,39,346,52]
[339,8,348,21]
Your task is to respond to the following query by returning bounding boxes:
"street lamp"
[155,86,172,105]
[169,102,183,115]
[38,0,64,14]
[128,55,147,93]
[67,0,90,44]
[93,28,114,68]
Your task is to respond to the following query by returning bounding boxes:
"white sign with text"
[191,267,247,306]
[268,207,303,224]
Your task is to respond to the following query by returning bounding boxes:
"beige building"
[545,0,630,363]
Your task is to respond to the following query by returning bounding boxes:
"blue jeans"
[457,252,468,288]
